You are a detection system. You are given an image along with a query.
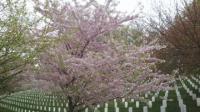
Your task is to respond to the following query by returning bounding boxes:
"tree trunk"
[68,96,75,112]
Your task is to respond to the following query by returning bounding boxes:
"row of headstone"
[191,76,200,85]
[180,78,197,100]
[190,76,200,93]
[3,96,68,108]
[185,77,198,91]
[180,77,200,107]
[7,93,66,104]
[175,84,187,112]
[0,90,69,112]
[89,93,159,112]
[191,76,200,107]
[2,76,198,112]
[160,90,169,112]
[0,101,68,112]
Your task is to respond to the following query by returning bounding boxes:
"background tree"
[146,0,200,74]
[107,25,144,46]
[0,0,48,96]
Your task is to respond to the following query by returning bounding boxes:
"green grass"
[0,76,200,112]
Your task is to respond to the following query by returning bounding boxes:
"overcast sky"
[27,0,192,19]
[107,0,191,17]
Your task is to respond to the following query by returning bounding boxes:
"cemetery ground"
[0,76,200,112]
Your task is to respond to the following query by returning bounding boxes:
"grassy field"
[0,76,200,112]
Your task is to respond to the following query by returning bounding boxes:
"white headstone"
[136,101,140,108]
[148,101,152,108]
[145,94,148,98]
[94,107,98,112]
[114,102,118,108]
[125,102,128,108]
[85,108,88,112]
[128,107,133,112]
[162,100,167,107]
[160,106,166,112]
[180,104,186,112]
[197,98,200,107]
[192,94,197,100]
[122,98,125,102]
[97,104,100,108]
[53,107,56,112]
[58,107,61,112]
[178,99,183,107]
[152,96,155,102]
[104,107,108,112]
[115,107,119,112]
[143,106,148,112]
[105,103,108,108]
[64,108,67,112]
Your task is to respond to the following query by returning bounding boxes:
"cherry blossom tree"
[33,0,171,112]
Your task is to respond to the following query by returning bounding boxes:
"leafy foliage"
[0,0,48,95]
[147,0,200,74]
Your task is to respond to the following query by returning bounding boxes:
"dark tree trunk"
[68,96,75,112]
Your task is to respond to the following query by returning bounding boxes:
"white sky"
[117,0,178,12]
[26,0,192,19]
[88,0,192,19]
[110,0,191,17]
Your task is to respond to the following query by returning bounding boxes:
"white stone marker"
[178,99,183,107]
[152,96,155,102]
[143,106,148,112]
[94,107,98,112]
[64,108,67,112]
[136,101,140,108]
[105,103,108,108]
[125,102,128,108]
[97,104,100,108]
[58,107,61,112]
[53,107,56,112]
[162,100,167,107]
[122,98,125,102]
[131,99,134,102]
[114,101,118,108]
[145,94,148,98]
[197,98,200,107]
[85,108,88,112]
[160,106,166,112]
[148,101,152,108]
[128,107,133,112]
[53,101,55,106]
[115,107,119,112]
[180,104,186,112]
[104,107,108,112]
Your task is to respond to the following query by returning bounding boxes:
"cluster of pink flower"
[33,0,172,111]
